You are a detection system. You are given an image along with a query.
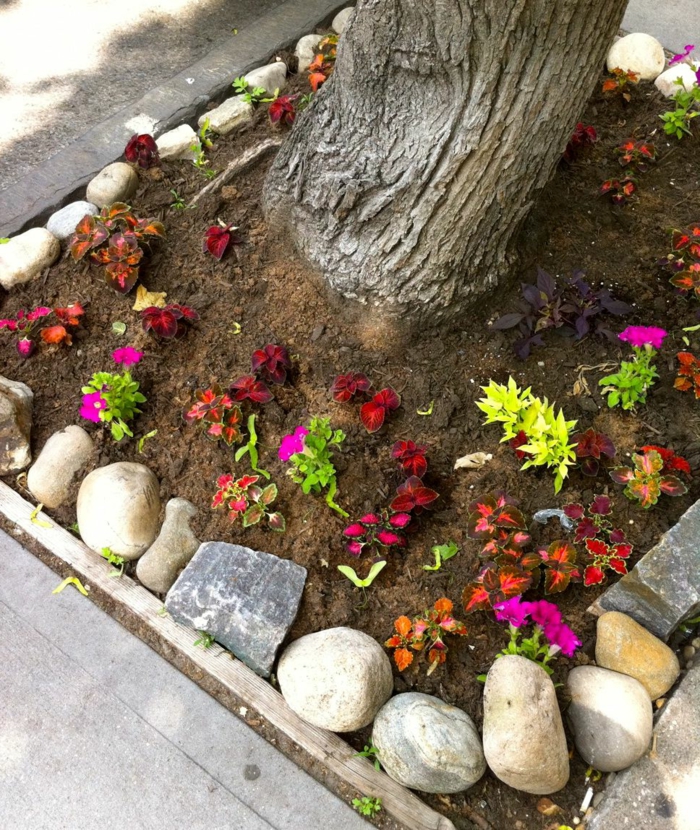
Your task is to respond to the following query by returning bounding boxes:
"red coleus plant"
[251,344,292,385]
[462,564,533,613]
[331,371,371,403]
[563,122,597,163]
[268,94,299,126]
[563,495,627,544]
[467,493,530,556]
[343,510,411,557]
[92,232,143,293]
[183,386,244,446]
[639,445,692,477]
[229,374,273,404]
[0,304,84,357]
[602,67,639,101]
[360,387,401,433]
[610,449,688,509]
[386,598,468,674]
[203,223,242,260]
[390,476,438,514]
[582,538,633,586]
[669,262,700,298]
[675,352,700,398]
[600,174,636,205]
[212,473,285,531]
[40,303,85,347]
[124,134,160,169]
[141,303,199,339]
[307,35,338,91]
[615,139,656,173]
[661,224,700,292]
[392,440,428,479]
[572,428,616,476]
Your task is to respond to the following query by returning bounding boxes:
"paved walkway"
[0,530,368,830]
[622,0,700,53]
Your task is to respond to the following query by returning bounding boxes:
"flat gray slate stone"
[588,661,700,830]
[591,499,700,640]
[166,541,306,677]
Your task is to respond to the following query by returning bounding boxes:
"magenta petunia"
[112,346,143,367]
[278,426,309,461]
[527,599,562,631]
[545,621,582,658]
[80,390,107,423]
[494,596,531,629]
[669,44,695,66]
[618,325,667,350]
[16,338,35,359]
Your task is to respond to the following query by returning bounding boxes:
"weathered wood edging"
[0,480,455,830]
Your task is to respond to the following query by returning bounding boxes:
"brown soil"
[3,59,700,830]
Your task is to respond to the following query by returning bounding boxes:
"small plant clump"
[141,303,199,339]
[81,347,146,441]
[331,370,401,433]
[563,122,597,163]
[343,510,411,557]
[183,386,244,447]
[610,447,689,509]
[386,598,468,675]
[124,134,159,168]
[331,371,371,402]
[602,67,639,101]
[615,139,656,172]
[660,80,700,140]
[268,94,300,126]
[69,203,165,293]
[308,35,338,91]
[392,439,428,478]
[232,76,276,104]
[662,223,700,298]
[0,303,84,358]
[563,496,632,585]
[599,325,667,409]
[599,173,637,206]
[675,351,700,397]
[352,797,382,817]
[572,428,616,476]
[212,473,285,531]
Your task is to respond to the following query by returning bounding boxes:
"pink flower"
[494,596,531,628]
[528,599,562,631]
[112,346,143,367]
[278,426,309,461]
[26,307,52,322]
[545,621,582,658]
[16,338,35,359]
[80,390,107,423]
[618,325,667,350]
[669,44,695,66]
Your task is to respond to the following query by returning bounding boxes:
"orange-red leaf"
[394,647,413,671]
[434,597,453,615]
[394,615,412,638]
[309,72,327,92]
[40,325,70,345]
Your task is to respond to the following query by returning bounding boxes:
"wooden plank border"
[0,481,455,830]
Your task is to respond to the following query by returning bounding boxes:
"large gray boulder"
[567,666,653,772]
[483,655,569,794]
[0,228,60,290]
[0,376,33,474]
[136,498,199,594]
[166,542,306,677]
[277,627,392,732]
[77,462,160,559]
[27,425,93,508]
[372,693,486,793]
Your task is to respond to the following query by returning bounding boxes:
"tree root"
[191,137,283,206]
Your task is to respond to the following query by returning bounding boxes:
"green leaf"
[417,400,434,416]
[53,576,89,596]
[0,238,9,244]
[242,503,265,527]
[137,429,157,453]
[338,560,386,588]
[260,483,278,506]
[112,321,127,335]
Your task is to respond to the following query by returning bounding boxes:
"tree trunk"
[264,0,627,324]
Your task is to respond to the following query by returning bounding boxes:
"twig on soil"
[191,138,283,206]
[639,420,663,436]
[461,802,496,830]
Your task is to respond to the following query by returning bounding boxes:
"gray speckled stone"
[567,666,652,772]
[592,499,700,640]
[165,542,306,677]
[0,376,33,474]
[372,693,486,793]
[136,498,199,594]
[46,201,98,241]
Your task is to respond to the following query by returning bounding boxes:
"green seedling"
[111,321,127,335]
[100,546,125,577]
[157,606,169,617]
[417,400,434,416]
[338,560,387,588]
[170,190,194,210]
[232,77,275,104]
[352,797,382,817]
[235,414,270,479]
[660,82,700,139]
[423,541,459,571]
[354,744,381,771]
[69,522,80,535]
[194,631,215,648]
[137,429,158,453]
[198,117,214,149]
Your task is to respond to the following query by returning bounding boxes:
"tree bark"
[264,0,627,324]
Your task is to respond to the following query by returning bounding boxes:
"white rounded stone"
[332,7,354,34]
[567,666,653,772]
[156,124,199,160]
[483,655,569,794]
[198,97,254,135]
[0,228,60,290]
[86,162,138,209]
[77,462,161,560]
[244,62,287,96]
[46,202,98,242]
[655,63,698,97]
[27,425,93,508]
[136,498,199,593]
[606,33,665,81]
[372,693,486,793]
[277,627,393,732]
[295,34,323,72]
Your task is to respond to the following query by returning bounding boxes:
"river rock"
[198,97,253,135]
[277,627,393,731]
[245,62,287,96]
[295,34,323,72]
[27,425,93,508]
[166,542,306,677]
[655,63,699,97]
[155,124,198,160]
[0,376,33,474]
[85,162,138,208]
[592,499,700,640]
[136,498,199,593]
[46,202,98,242]
[596,612,680,700]
[0,228,60,290]
[567,666,652,772]
[372,693,486,793]
[76,462,160,559]
[606,33,665,81]
[483,655,569,794]
[332,7,354,34]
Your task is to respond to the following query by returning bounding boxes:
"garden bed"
[2,53,700,830]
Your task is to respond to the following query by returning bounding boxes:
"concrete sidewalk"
[0,530,368,830]
[622,0,700,53]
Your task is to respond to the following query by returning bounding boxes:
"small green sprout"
[354,744,381,770]
[111,321,127,335]
[194,631,215,648]
[235,414,270,479]
[100,546,126,577]
[352,797,382,817]
[422,541,459,571]
[137,429,158,453]
[338,560,387,588]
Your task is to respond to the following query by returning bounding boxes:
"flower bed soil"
[3,57,699,830]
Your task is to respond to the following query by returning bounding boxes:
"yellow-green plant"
[477,378,577,493]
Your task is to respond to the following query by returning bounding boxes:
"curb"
[0,0,347,239]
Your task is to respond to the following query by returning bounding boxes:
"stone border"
[0,0,348,239]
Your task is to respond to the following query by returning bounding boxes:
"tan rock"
[596,611,680,700]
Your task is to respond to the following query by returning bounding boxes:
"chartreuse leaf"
[423,541,459,571]
[30,503,52,528]
[234,415,270,479]
[53,576,89,596]
[338,560,387,588]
